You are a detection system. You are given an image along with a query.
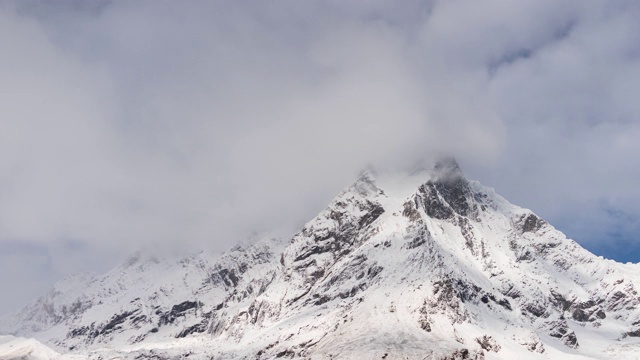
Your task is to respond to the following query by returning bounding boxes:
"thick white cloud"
[1,0,639,312]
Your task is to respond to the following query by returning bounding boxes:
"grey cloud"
[1,1,639,313]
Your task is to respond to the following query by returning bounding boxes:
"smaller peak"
[120,248,165,269]
[123,251,142,267]
[434,156,461,172]
[432,156,465,180]
[357,165,377,181]
[405,156,462,178]
[352,166,382,197]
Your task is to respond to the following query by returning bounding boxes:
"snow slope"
[2,159,640,359]
[0,335,60,360]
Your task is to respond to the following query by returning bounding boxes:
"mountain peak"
[351,168,381,198]
[3,161,640,359]
[433,156,464,179]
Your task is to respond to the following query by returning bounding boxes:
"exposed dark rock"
[522,339,545,353]
[428,279,475,324]
[568,299,607,322]
[293,244,333,263]
[547,320,579,349]
[171,301,200,314]
[550,291,573,312]
[419,318,431,332]
[67,323,97,340]
[454,280,482,303]
[413,160,478,221]
[608,291,628,309]
[497,298,512,311]
[549,326,566,338]
[309,268,325,281]
[455,216,477,255]
[367,265,384,279]
[626,329,640,337]
[247,300,276,326]
[503,286,522,299]
[402,200,421,221]
[524,302,547,318]
[313,295,331,306]
[129,333,146,344]
[417,183,454,220]
[432,159,476,217]
[286,195,387,294]
[564,332,578,348]
[133,350,190,360]
[158,301,202,326]
[521,214,544,233]
[338,284,367,299]
[432,178,474,218]
[419,300,432,332]
[475,335,501,352]
[406,236,426,249]
[288,288,311,305]
[358,203,385,228]
[516,250,534,262]
[318,255,369,294]
[102,310,139,335]
[275,349,295,358]
[478,292,511,311]
[534,241,561,255]
[130,314,148,328]
[572,309,591,322]
[175,318,208,338]
[62,299,92,320]
[215,268,240,288]
[437,348,485,360]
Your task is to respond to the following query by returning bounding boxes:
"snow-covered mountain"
[2,159,640,359]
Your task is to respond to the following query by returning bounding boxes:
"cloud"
[472,0,640,249]
[1,0,640,312]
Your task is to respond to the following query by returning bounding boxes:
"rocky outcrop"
[545,319,579,349]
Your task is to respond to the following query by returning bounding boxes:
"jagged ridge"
[2,160,640,360]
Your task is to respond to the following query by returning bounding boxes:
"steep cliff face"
[2,160,640,360]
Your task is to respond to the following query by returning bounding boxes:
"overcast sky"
[1,0,639,314]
